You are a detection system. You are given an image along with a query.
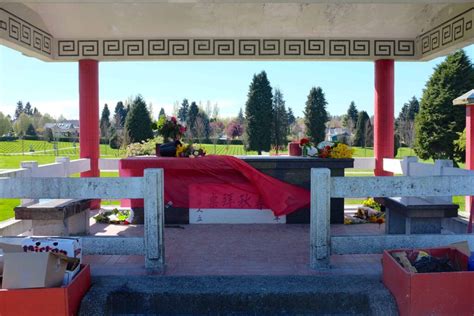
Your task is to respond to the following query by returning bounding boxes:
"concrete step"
[79,275,397,315]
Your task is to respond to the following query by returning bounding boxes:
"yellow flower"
[175,144,185,157]
[329,143,354,159]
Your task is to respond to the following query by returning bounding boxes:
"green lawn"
[0,139,124,158]
[0,141,470,222]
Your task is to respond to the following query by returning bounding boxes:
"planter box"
[382,248,474,316]
[0,264,91,316]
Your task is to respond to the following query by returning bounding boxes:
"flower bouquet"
[297,138,354,159]
[300,138,312,157]
[316,141,354,159]
[157,116,186,142]
[93,208,134,225]
[176,142,206,158]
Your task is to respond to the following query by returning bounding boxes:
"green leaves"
[414,50,474,161]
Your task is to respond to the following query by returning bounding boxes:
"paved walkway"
[85,224,383,276]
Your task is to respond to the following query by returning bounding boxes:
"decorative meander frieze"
[419,7,473,57]
[0,8,52,57]
[56,38,416,60]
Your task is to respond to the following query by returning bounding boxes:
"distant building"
[44,122,79,138]
[326,127,351,142]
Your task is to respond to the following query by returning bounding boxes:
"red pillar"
[79,60,100,209]
[374,60,394,176]
[466,105,474,232]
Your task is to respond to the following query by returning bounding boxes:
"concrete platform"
[79,275,398,315]
[85,224,383,276]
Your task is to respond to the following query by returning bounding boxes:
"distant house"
[325,127,351,142]
[44,122,79,138]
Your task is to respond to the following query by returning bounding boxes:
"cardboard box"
[21,237,82,261]
[0,264,91,316]
[0,242,68,290]
[383,247,474,316]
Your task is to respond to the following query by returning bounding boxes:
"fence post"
[144,169,165,272]
[434,159,454,204]
[20,161,38,206]
[310,168,331,269]
[56,157,71,177]
[401,156,418,176]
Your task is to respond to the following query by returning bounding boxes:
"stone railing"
[0,169,165,272]
[310,168,474,269]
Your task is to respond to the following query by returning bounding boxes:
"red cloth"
[119,155,310,216]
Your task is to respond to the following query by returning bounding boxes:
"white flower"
[307,146,318,157]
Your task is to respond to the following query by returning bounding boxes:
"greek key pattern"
[420,7,473,55]
[0,8,52,56]
[57,38,416,59]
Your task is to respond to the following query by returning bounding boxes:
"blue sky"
[0,44,473,120]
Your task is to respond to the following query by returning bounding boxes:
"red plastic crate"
[382,248,474,316]
[0,264,91,316]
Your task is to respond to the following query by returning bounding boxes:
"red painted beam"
[374,60,394,176]
[79,59,100,209]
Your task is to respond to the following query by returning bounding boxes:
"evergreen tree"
[33,107,39,115]
[195,111,211,141]
[237,108,245,125]
[24,102,33,116]
[14,101,24,120]
[343,101,358,132]
[125,95,153,143]
[353,111,371,147]
[25,123,36,136]
[178,99,189,123]
[100,104,111,138]
[113,101,127,128]
[414,50,474,160]
[187,101,199,137]
[271,88,289,150]
[245,71,273,155]
[159,107,166,119]
[287,107,296,126]
[304,87,329,144]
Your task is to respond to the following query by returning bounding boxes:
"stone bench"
[14,199,91,236]
[376,197,458,234]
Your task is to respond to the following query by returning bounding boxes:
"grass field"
[0,139,124,157]
[0,140,469,222]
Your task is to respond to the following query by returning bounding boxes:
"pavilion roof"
[0,1,472,62]
[453,89,474,106]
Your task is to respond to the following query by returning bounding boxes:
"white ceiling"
[21,2,455,39]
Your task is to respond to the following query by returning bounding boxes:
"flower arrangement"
[157,116,186,141]
[126,138,159,157]
[176,142,206,158]
[299,138,312,156]
[93,208,134,225]
[298,139,354,159]
[344,198,384,226]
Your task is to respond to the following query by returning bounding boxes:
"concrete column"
[79,59,100,209]
[20,161,38,206]
[466,105,474,231]
[374,60,395,176]
[144,169,165,272]
[310,168,331,269]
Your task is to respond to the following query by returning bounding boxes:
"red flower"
[300,138,310,146]
[171,116,177,123]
